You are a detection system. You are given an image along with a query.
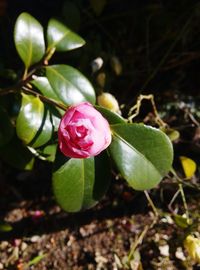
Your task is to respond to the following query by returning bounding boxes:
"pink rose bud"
[58,102,112,158]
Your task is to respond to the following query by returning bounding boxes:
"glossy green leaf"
[37,144,57,162]
[46,65,96,105]
[14,12,45,68]
[0,107,14,147]
[31,109,53,148]
[47,18,85,52]
[32,76,61,102]
[109,123,173,190]
[31,76,64,129]
[0,135,34,170]
[95,105,125,124]
[52,152,110,212]
[16,94,53,148]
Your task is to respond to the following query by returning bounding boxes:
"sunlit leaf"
[109,123,173,190]
[46,65,96,105]
[47,18,85,52]
[16,94,53,148]
[14,12,45,68]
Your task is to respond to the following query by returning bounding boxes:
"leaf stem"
[144,190,159,217]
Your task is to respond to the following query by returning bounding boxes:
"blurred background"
[1,0,200,107]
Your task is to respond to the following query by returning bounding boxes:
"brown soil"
[0,162,200,270]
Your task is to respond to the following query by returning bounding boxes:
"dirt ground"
[0,159,200,270]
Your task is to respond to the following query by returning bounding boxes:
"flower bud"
[97,92,121,114]
[58,102,112,158]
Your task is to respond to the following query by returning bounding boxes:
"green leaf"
[0,221,13,232]
[52,152,110,212]
[31,109,53,148]
[14,12,45,68]
[0,135,34,170]
[109,123,173,190]
[0,107,14,147]
[32,76,61,102]
[95,105,125,124]
[16,94,53,148]
[37,144,57,162]
[173,214,192,228]
[46,65,96,105]
[47,18,85,52]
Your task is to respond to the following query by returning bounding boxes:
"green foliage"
[16,94,53,148]
[53,152,110,212]
[46,65,96,105]
[109,124,173,190]
[0,12,174,213]
[14,12,45,69]
[47,18,85,52]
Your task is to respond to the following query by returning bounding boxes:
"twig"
[22,86,67,111]
[128,94,167,127]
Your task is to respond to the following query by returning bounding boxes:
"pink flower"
[58,102,112,158]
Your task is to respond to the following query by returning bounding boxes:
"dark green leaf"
[47,18,85,52]
[52,152,110,212]
[14,12,45,68]
[109,123,173,190]
[16,94,53,148]
[95,105,125,124]
[0,107,14,147]
[0,135,34,170]
[46,65,96,105]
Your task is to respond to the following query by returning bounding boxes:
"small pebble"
[21,242,28,251]
[30,235,40,243]
[0,241,9,250]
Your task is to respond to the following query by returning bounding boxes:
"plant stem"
[127,215,158,263]
[22,86,67,111]
[128,225,149,262]
[144,190,159,217]
[178,183,189,219]
[170,168,190,218]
